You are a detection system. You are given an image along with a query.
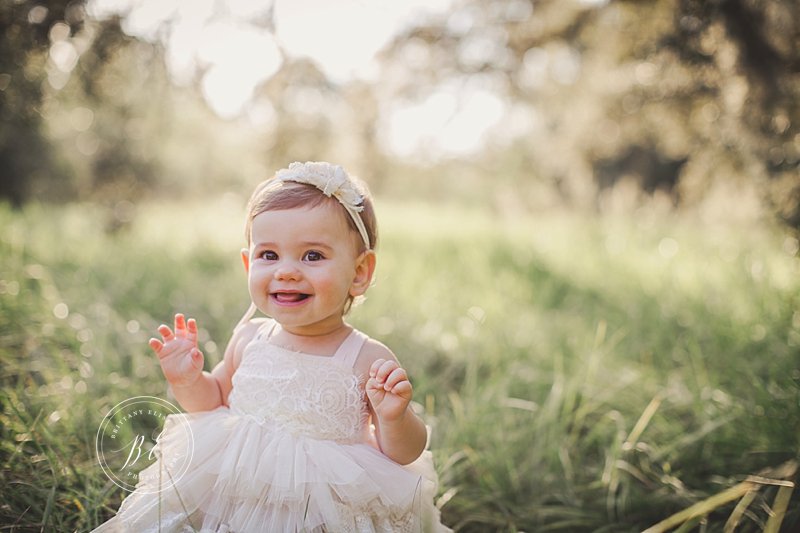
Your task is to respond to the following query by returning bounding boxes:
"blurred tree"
[0,0,81,204]
[378,0,800,227]
[1,0,173,208]
[253,58,337,169]
[249,57,390,184]
[56,18,171,204]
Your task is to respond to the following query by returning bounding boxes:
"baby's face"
[244,202,363,335]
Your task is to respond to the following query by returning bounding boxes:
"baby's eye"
[303,251,324,262]
[259,250,278,261]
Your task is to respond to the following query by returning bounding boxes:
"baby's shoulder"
[227,318,273,366]
[236,317,272,342]
[360,336,394,360]
[352,332,399,374]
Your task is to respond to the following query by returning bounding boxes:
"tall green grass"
[1,199,798,531]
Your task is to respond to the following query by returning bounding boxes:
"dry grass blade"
[642,481,757,533]
[644,461,797,533]
[763,483,795,533]
[622,392,663,451]
[723,488,757,533]
[673,514,705,533]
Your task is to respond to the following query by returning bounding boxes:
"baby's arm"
[364,342,428,465]
[149,313,257,412]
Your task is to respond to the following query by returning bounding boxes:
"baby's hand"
[149,313,204,388]
[366,359,413,422]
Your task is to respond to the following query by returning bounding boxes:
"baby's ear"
[241,248,250,273]
[350,250,376,296]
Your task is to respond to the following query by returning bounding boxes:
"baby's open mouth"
[272,292,311,303]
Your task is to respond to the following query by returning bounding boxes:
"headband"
[274,161,371,251]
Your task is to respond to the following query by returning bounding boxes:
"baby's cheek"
[320,276,351,302]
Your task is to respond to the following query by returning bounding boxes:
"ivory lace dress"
[94,321,450,532]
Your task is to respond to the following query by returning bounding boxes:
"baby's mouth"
[272,292,311,304]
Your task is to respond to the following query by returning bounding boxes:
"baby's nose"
[274,263,301,280]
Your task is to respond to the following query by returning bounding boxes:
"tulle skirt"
[93,406,449,532]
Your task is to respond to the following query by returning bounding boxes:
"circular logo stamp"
[96,396,194,494]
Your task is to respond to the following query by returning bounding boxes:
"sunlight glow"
[273,0,452,83]
[197,23,282,118]
[89,0,453,116]
[383,82,508,158]
[86,0,521,156]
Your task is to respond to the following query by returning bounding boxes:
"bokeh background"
[1,0,799,531]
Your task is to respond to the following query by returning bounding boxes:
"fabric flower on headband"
[275,161,371,250]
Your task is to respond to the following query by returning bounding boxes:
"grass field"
[1,198,798,532]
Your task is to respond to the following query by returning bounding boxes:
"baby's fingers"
[173,314,199,344]
[149,338,163,354]
[370,359,411,391]
[368,358,387,378]
[173,313,187,336]
[188,348,204,370]
[372,359,400,382]
[157,324,175,342]
[383,368,411,395]
[186,318,198,344]
[381,366,406,388]
[389,379,412,399]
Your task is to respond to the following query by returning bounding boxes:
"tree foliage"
[0,0,80,204]
[1,0,798,229]
[1,0,173,207]
[379,0,799,226]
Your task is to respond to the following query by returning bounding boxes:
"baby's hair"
[245,177,378,253]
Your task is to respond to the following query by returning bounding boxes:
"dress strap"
[234,302,257,330]
[333,328,368,368]
[255,319,277,340]
[234,302,277,340]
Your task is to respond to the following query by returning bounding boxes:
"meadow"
[1,197,798,532]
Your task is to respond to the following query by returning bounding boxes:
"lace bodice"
[227,324,371,444]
